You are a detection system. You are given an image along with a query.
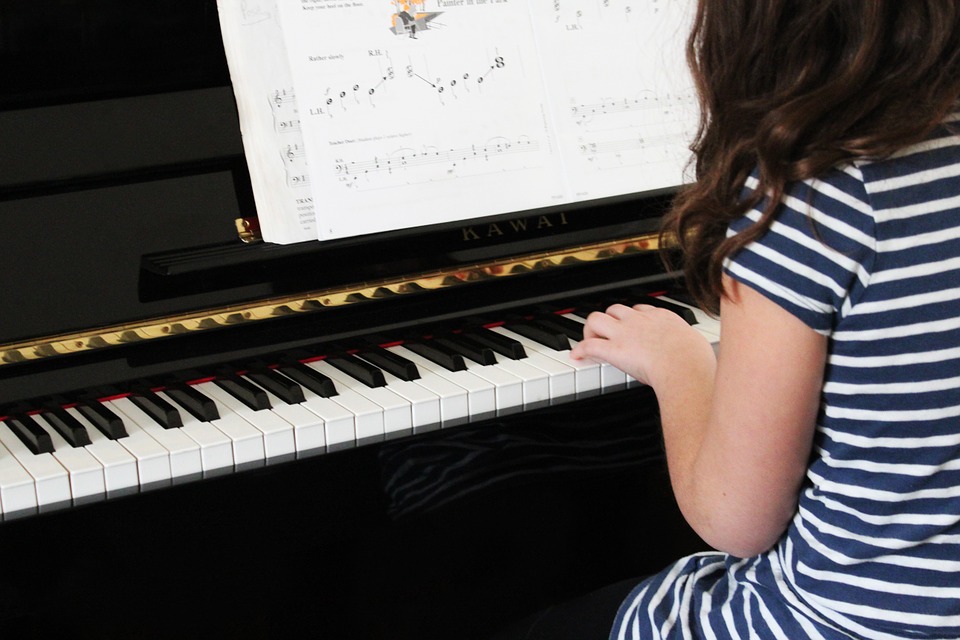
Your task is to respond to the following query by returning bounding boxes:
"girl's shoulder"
[854,113,960,196]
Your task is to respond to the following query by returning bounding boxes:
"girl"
[568,1,960,638]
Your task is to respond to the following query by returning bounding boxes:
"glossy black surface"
[0,0,229,110]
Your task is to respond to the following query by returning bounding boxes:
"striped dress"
[611,114,960,639]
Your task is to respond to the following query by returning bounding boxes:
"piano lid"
[0,0,672,362]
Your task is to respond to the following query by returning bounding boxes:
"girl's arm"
[570,276,826,557]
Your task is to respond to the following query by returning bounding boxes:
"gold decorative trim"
[0,233,660,366]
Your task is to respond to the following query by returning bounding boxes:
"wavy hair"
[665,0,960,313]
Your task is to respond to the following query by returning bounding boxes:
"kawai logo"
[461,212,569,242]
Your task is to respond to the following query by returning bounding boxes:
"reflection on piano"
[0,1,711,638]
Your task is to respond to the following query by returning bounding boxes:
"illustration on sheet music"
[389,1,442,38]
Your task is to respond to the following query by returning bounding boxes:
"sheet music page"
[221,0,696,243]
[275,0,568,240]
[217,0,318,244]
[530,0,696,200]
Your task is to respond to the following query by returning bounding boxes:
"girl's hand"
[572,281,826,557]
[570,303,715,391]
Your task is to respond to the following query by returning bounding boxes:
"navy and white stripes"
[612,117,960,639]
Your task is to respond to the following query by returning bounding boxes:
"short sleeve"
[723,165,877,334]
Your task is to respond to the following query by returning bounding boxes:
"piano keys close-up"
[0,1,714,638]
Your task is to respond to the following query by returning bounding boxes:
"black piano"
[0,2,707,638]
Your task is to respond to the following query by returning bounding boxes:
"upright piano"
[0,1,710,638]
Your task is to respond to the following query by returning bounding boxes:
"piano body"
[0,1,709,637]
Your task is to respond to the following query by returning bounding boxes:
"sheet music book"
[218,0,696,244]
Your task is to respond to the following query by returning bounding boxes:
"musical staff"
[308,51,510,117]
[334,136,541,187]
[570,91,694,127]
[577,131,687,170]
[270,87,296,110]
[269,87,303,133]
[282,143,310,188]
[578,133,673,155]
[552,0,684,27]
[552,0,641,29]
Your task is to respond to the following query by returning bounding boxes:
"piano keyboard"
[0,296,719,520]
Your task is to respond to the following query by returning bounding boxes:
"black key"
[129,390,183,429]
[276,360,338,398]
[357,347,420,381]
[164,383,220,422]
[76,401,128,440]
[463,329,527,360]
[532,315,585,341]
[326,355,387,388]
[41,407,92,447]
[5,414,55,454]
[214,373,271,411]
[245,368,306,405]
[404,341,467,372]
[568,306,598,320]
[637,295,698,325]
[435,336,497,366]
[504,322,570,351]
[572,293,640,317]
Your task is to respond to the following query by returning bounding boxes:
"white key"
[104,399,172,486]
[111,397,203,482]
[0,420,70,509]
[318,360,413,436]
[156,390,234,473]
[352,354,442,431]
[34,414,105,502]
[306,360,385,442]
[189,382,267,466]
[390,346,497,421]
[255,387,328,455]
[384,346,469,427]
[496,326,602,397]
[483,355,551,409]
[488,327,578,400]
[461,357,524,415]
[201,382,294,461]
[0,438,38,515]
[297,389,354,451]
[66,407,139,495]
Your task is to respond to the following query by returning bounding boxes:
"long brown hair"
[666,0,960,314]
